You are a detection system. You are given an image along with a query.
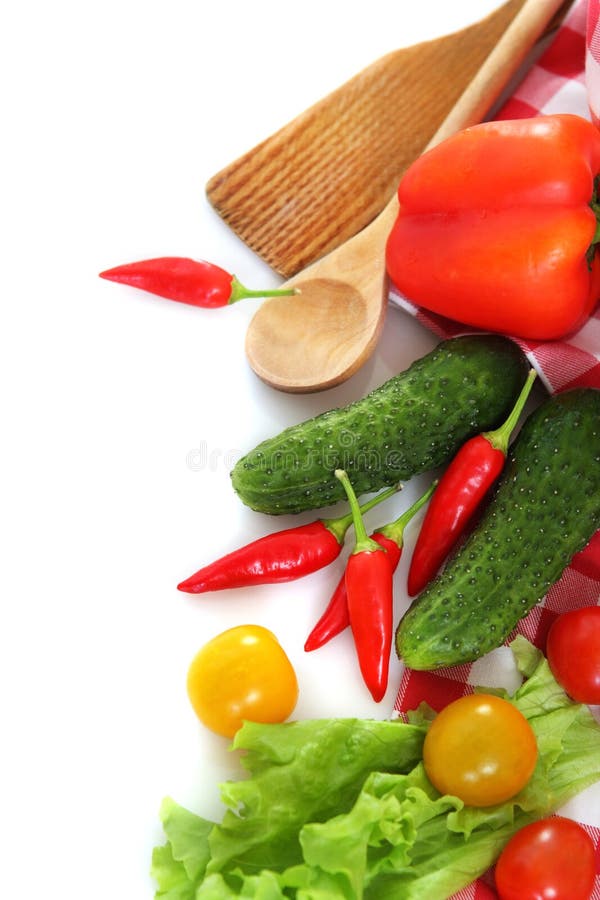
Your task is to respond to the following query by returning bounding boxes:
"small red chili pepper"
[177,483,400,594]
[407,368,537,597]
[99,256,295,308]
[304,481,436,652]
[334,469,397,703]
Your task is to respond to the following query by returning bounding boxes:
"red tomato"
[422,693,537,807]
[495,816,596,900]
[546,606,600,704]
[187,624,299,738]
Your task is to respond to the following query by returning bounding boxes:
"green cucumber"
[231,335,529,514]
[396,388,600,671]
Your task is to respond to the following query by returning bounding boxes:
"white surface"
[0,2,564,898]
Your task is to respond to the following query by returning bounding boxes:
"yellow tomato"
[423,693,538,807]
[187,624,299,738]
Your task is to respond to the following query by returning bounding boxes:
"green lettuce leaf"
[152,639,600,900]
[152,797,213,899]
[211,716,427,874]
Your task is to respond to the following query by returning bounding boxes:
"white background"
[1,2,589,899]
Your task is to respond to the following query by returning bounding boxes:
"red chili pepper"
[99,256,295,308]
[177,483,400,594]
[407,368,537,597]
[334,469,397,703]
[386,114,600,340]
[304,481,436,652]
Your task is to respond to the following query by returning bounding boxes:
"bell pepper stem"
[589,177,600,247]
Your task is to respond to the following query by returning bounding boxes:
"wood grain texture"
[206,0,529,278]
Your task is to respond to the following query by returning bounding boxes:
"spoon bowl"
[245,0,569,393]
[246,203,396,391]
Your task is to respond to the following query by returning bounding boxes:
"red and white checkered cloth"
[389,1,600,895]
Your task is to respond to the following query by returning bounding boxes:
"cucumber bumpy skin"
[396,388,600,671]
[231,335,529,515]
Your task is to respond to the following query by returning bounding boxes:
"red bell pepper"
[386,114,600,341]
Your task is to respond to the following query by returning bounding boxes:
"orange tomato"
[187,624,299,738]
[423,693,538,807]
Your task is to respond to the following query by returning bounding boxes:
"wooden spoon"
[206,0,565,279]
[245,0,570,394]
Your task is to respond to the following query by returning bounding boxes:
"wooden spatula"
[244,0,571,393]
[206,0,560,279]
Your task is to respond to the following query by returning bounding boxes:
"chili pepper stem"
[323,482,402,543]
[228,276,297,304]
[377,481,437,545]
[483,368,537,454]
[335,470,382,553]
